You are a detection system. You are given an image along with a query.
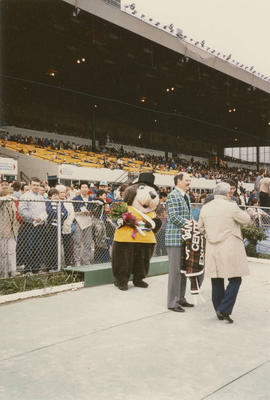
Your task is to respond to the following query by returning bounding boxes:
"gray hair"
[55,184,66,192]
[214,182,230,196]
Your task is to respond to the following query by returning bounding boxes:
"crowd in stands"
[0,170,269,279]
[0,130,259,181]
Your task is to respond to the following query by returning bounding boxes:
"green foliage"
[241,224,266,245]
[110,201,128,222]
[257,254,270,260]
[0,271,82,296]
[242,223,267,257]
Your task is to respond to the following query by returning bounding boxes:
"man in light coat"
[198,182,251,323]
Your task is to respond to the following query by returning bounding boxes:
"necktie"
[184,194,190,211]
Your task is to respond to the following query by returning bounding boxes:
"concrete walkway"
[0,261,269,400]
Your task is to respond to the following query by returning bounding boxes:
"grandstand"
[0,126,256,192]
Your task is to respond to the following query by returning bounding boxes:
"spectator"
[56,184,75,267]
[194,193,201,203]
[0,180,9,189]
[259,173,270,207]
[11,181,21,199]
[21,183,30,194]
[238,190,247,206]
[45,188,67,271]
[90,189,108,261]
[68,183,77,199]
[247,189,256,205]
[99,181,113,202]
[73,183,93,267]
[225,179,239,204]
[39,185,48,199]
[0,188,20,278]
[254,168,266,198]
[155,192,167,256]
[191,203,201,222]
[188,190,195,203]
[247,198,269,227]
[18,177,47,273]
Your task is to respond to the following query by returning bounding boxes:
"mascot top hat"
[133,173,159,192]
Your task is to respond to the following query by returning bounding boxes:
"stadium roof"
[66,0,270,94]
[1,0,270,152]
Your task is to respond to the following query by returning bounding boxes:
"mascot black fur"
[112,173,162,291]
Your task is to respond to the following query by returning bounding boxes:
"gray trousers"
[167,247,187,308]
[74,223,92,265]
[0,236,17,278]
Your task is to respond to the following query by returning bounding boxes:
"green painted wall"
[66,257,169,287]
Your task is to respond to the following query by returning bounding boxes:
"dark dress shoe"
[179,301,194,308]
[133,280,148,288]
[168,306,185,312]
[216,311,233,323]
[216,311,224,320]
[223,313,234,323]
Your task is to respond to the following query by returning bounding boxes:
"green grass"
[0,271,83,296]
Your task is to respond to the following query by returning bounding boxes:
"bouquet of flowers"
[110,202,146,238]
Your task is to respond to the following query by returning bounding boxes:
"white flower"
[117,218,124,227]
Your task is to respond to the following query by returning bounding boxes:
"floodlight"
[72,7,80,17]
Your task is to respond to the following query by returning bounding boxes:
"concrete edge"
[0,282,84,305]
[247,257,270,265]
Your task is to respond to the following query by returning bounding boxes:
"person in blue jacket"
[45,188,67,271]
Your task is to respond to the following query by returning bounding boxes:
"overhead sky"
[126,0,270,78]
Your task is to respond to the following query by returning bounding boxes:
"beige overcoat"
[0,196,20,238]
[198,195,251,278]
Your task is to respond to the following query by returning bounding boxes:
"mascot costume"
[111,173,162,291]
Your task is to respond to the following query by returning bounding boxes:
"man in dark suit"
[165,173,194,312]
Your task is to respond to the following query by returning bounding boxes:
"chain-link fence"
[0,198,270,278]
[0,197,119,277]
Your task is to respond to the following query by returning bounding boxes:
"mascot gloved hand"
[111,173,162,291]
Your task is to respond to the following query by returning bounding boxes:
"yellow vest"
[114,206,157,243]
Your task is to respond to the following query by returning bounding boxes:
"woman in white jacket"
[56,185,75,267]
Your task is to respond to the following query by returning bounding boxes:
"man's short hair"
[30,177,40,184]
[225,179,236,187]
[214,182,230,196]
[174,173,187,186]
[259,168,266,175]
[79,182,89,189]
[11,181,21,191]
[96,189,106,198]
[250,197,259,205]
[48,188,59,198]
